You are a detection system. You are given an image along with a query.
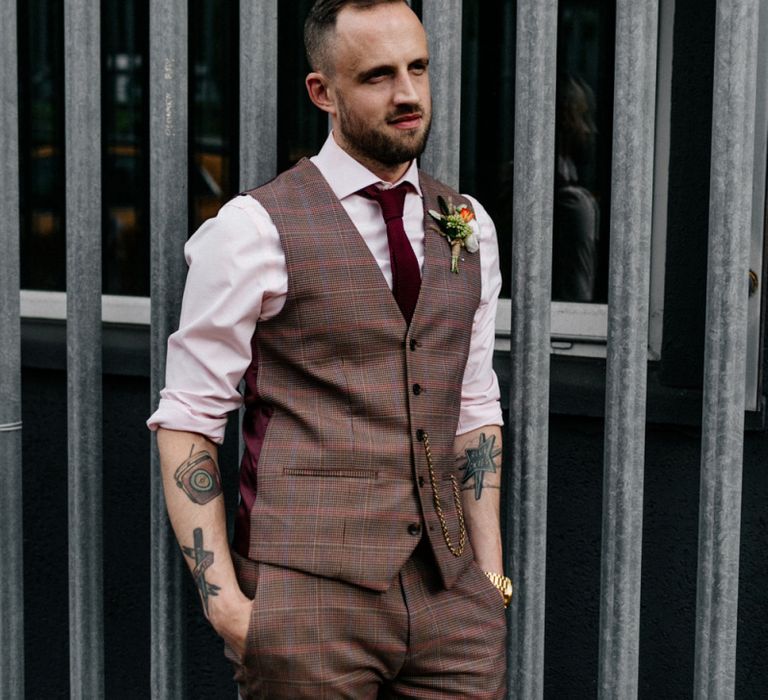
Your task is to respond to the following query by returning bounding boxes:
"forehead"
[331,3,428,73]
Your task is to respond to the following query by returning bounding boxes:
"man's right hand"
[210,593,253,659]
[210,592,254,661]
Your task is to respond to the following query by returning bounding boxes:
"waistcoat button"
[413,383,422,395]
[416,429,425,441]
[407,523,422,536]
[418,476,425,487]
[409,338,418,351]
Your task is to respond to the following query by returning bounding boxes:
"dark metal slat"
[149,0,189,696]
[507,1,559,697]
[420,0,462,189]
[0,0,24,695]
[597,2,659,697]
[239,0,278,191]
[64,0,104,696]
[694,1,760,696]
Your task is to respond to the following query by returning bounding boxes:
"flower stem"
[451,240,461,273]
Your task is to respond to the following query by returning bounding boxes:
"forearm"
[156,428,249,633]
[453,425,503,574]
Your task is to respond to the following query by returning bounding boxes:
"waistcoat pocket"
[283,467,378,479]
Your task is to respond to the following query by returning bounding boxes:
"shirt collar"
[311,132,423,201]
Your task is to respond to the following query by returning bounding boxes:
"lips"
[389,113,422,129]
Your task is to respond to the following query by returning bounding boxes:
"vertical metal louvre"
[420,0,462,189]
[149,0,189,697]
[507,1,558,697]
[64,0,104,696]
[239,0,278,191]
[238,1,278,465]
[694,0,760,697]
[597,2,659,697]
[0,0,23,697]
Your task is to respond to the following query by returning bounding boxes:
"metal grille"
[0,0,762,698]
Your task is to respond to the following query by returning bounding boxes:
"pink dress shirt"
[148,134,503,444]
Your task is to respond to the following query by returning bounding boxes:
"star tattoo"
[182,528,221,617]
[460,433,502,500]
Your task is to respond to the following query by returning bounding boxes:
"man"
[148,1,511,696]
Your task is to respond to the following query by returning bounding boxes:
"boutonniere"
[429,196,479,273]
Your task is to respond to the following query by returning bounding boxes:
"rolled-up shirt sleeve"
[456,195,504,435]
[147,197,287,444]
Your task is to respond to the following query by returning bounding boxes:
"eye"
[362,68,392,84]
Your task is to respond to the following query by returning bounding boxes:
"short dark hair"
[304,0,407,73]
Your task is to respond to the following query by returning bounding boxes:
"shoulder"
[461,194,492,226]
[183,195,279,265]
[241,158,319,199]
[465,197,499,278]
[417,170,465,203]
[458,195,501,300]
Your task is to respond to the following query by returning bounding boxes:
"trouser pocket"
[224,551,261,668]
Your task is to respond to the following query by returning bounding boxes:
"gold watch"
[483,571,513,608]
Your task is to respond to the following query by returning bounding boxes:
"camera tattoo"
[459,432,502,500]
[182,528,221,617]
[174,445,222,505]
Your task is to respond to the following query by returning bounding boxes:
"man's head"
[304,0,432,182]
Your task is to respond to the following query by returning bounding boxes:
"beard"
[336,94,432,168]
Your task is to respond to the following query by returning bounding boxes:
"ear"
[306,72,336,116]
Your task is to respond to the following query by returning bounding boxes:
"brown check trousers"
[227,544,507,699]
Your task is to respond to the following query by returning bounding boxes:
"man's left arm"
[454,196,505,584]
[453,425,503,574]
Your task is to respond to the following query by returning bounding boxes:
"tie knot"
[360,183,408,222]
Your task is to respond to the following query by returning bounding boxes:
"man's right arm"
[148,199,288,651]
[156,427,251,657]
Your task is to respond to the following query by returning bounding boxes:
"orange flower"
[458,206,475,223]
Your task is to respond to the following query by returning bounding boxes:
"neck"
[360,158,410,184]
[332,133,411,183]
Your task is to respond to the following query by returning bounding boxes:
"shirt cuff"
[147,397,229,445]
[456,402,504,436]
[456,370,504,435]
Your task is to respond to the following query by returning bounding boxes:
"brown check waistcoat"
[237,159,482,592]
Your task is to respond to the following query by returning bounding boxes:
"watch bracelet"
[483,570,513,607]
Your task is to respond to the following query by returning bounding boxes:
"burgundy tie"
[360,184,421,323]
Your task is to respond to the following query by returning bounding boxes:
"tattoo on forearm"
[460,485,500,493]
[182,528,221,617]
[174,445,222,505]
[459,433,502,500]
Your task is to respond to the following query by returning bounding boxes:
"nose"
[393,70,420,105]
